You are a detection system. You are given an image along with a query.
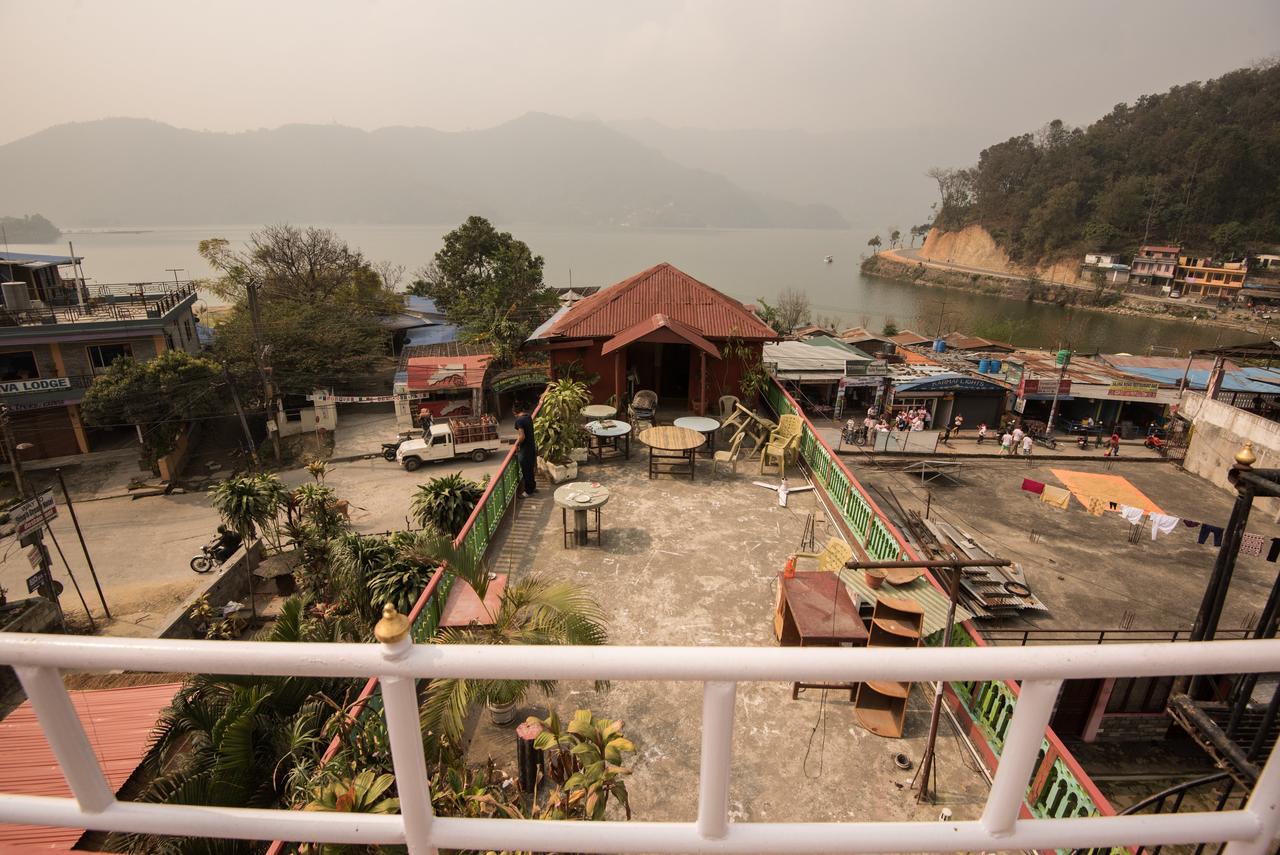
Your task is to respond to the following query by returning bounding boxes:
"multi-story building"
[1176,254,1249,301]
[1081,252,1131,285]
[0,251,200,459]
[1128,244,1180,291]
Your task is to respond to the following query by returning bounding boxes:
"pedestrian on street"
[1000,430,1013,455]
[1107,430,1121,457]
[952,414,964,437]
[1020,434,1033,457]
[514,401,538,496]
[418,404,433,432]
[977,423,988,444]
[1011,424,1025,448]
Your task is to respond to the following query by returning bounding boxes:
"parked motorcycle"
[1144,435,1168,457]
[381,430,421,461]
[190,528,243,574]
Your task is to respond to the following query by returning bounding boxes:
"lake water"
[9,224,1233,354]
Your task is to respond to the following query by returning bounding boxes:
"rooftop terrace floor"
[468,449,990,827]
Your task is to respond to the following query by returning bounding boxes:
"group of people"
[980,422,1036,456]
[854,406,936,437]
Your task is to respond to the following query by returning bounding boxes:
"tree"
[888,227,902,249]
[882,318,899,336]
[212,300,388,401]
[1211,221,1250,259]
[776,288,811,335]
[754,298,783,334]
[210,473,284,618]
[80,351,226,462]
[410,216,559,365]
[199,224,399,314]
[867,235,882,254]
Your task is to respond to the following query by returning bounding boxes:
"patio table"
[581,404,618,420]
[585,419,632,462]
[674,415,721,456]
[553,481,610,547]
[638,426,704,480]
[775,571,868,699]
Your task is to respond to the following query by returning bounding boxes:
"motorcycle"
[1144,434,1168,456]
[381,430,421,461]
[190,532,243,574]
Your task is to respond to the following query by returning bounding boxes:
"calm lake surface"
[10,224,1233,354]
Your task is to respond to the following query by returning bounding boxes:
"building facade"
[1128,244,1180,291]
[1175,254,1248,301]
[0,252,200,459]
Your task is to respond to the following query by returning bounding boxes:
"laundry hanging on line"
[1149,512,1180,541]
[1119,505,1146,526]
[1040,485,1071,510]
[1198,524,1224,548]
[1241,532,1265,557]
[1021,478,1046,495]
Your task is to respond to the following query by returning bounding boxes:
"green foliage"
[304,769,400,816]
[881,318,899,336]
[534,378,589,465]
[211,299,388,403]
[210,473,282,540]
[932,63,1280,261]
[723,337,769,405]
[867,234,882,253]
[411,216,559,365]
[80,350,226,461]
[530,708,636,821]
[420,572,609,745]
[754,297,782,334]
[0,213,60,242]
[411,473,485,536]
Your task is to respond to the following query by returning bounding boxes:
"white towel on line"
[1149,512,1180,541]
[1119,505,1145,526]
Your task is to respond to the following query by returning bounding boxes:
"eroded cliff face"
[920,225,1083,285]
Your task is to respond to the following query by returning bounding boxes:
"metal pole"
[221,365,259,468]
[42,520,96,633]
[1045,355,1069,435]
[55,468,110,619]
[1186,479,1253,699]
[845,558,1012,570]
[0,404,29,497]
[915,565,962,803]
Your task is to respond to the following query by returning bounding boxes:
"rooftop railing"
[0,633,1277,853]
[0,283,196,329]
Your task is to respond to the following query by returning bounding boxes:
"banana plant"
[529,709,635,821]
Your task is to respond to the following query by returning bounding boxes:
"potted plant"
[535,378,590,483]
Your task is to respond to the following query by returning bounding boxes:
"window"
[184,318,195,343]
[86,343,133,375]
[0,350,39,381]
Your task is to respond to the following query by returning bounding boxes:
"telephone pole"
[1,405,64,627]
[245,282,281,461]
[221,364,260,467]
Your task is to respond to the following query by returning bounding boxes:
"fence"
[1,633,1277,854]
[763,378,1127,843]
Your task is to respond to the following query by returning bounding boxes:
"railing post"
[696,680,737,840]
[980,678,1062,836]
[375,605,436,855]
[1225,724,1280,854]
[14,666,114,813]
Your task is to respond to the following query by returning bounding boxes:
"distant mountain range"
[0,114,849,230]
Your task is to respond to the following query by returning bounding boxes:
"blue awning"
[892,372,1006,394]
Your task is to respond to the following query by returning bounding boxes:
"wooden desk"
[774,571,868,699]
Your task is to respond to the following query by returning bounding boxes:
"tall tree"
[80,351,226,462]
[410,216,558,365]
[888,227,902,249]
[776,288,811,335]
[867,234,882,254]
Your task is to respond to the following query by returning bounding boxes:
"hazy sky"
[4,0,1278,145]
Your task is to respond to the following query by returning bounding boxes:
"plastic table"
[674,416,721,456]
[585,419,632,462]
[553,481,610,547]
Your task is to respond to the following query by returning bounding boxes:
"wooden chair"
[759,413,803,477]
[792,537,853,572]
[711,432,745,475]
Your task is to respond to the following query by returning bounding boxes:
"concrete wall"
[274,392,338,438]
[156,422,199,482]
[1180,390,1280,517]
[157,540,265,638]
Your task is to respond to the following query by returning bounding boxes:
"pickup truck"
[396,415,502,471]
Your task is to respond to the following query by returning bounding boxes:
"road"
[0,447,508,637]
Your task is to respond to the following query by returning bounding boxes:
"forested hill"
[930,62,1280,263]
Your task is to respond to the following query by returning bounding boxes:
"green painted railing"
[765,379,1122,850]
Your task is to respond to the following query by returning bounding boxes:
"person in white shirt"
[1012,425,1025,447]
[911,416,924,431]
[1020,434,1033,456]
[1000,431,1014,455]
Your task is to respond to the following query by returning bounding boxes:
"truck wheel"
[471,448,489,462]
[402,457,422,472]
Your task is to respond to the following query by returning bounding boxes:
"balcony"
[0,282,196,330]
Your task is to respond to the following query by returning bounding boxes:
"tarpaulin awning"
[406,354,491,391]
[601,313,720,358]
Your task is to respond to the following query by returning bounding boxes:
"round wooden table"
[638,426,705,480]
[581,404,618,420]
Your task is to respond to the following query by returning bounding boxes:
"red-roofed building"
[405,354,492,418]
[526,263,777,413]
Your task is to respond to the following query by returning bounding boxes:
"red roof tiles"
[0,682,180,850]
[538,263,776,341]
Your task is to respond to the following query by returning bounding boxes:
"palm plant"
[419,561,608,745]
[410,473,485,536]
[534,378,589,465]
[210,473,284,617]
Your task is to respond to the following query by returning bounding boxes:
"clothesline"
[1020,477,1278,559]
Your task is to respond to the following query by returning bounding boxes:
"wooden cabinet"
[854,597,924,738]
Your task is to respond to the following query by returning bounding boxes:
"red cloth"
[1021,478,1046,495]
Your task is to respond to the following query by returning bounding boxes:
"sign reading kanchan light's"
[0,377,72,395]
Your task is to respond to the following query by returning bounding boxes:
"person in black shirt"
[513,401,538,496]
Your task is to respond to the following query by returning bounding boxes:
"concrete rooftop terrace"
[468,448,991,826]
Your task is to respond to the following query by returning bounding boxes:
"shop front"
[888,373,1008,428]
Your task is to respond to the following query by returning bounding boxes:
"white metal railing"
[1,632,1279,854]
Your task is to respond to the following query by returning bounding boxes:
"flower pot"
[488,698,519,726]
[546,461,578,483]
[864,569,887,589]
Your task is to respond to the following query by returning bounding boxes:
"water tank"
[989,359,1002,374]
[978,358,992,374]
[1056,349,1072,366]
[933,339,947,353]
[0,282,31,311]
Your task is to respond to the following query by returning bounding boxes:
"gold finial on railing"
[374,603,410,644]
[1235,441,1257,468]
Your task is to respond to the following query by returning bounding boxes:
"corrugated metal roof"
[404,324,460,347]
[890,330,932,346]
[838,569,972,638]
[0,251,80,265]
[406,354,490,391]
[527,306,570,342]
[764,340,849,374]
[0,681,180,850]
[536,263,776,341]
